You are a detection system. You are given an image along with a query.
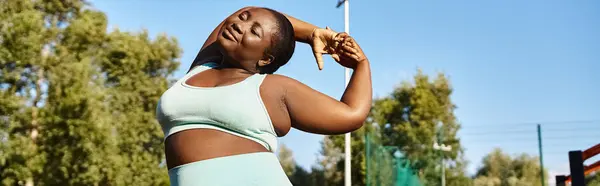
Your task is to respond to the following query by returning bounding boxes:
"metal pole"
[441,158,445,186]
[366,132,370,186]
[440,132,445,186]
[569,150,586,186]
[537,124,546,186]
[433,122,451,186]
[336,1,351,185]
[342,1,351,186]
[376,147,381,186]
[440,122,445,186]
[432,144,452,186]
[555,175,566,186]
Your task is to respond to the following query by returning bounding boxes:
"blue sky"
[90,0,600,182]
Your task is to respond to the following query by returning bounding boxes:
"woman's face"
[218,8,279,67]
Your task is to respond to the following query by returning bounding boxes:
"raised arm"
[279,35,372,135]
[281,13,319,44]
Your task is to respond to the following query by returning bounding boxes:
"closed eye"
[239,11,249,20]
[252,23,263,38]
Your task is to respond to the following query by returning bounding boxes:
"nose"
[231,23,243,34]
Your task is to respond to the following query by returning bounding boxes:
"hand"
[333,33,367,69]
[310,27,339,70]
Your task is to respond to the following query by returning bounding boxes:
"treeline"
[279,140,557,186]
[277,72,554,186]
[1,0,179,185]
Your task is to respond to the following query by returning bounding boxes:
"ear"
[258,54,275,67]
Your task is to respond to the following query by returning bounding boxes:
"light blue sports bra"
[155,62,278,152]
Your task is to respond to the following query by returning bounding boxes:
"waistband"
[168,152,292,186]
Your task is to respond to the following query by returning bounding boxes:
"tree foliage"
[320,70,471,185]
[315,135,344,186]
[0,0,181,185]
[473,148,548,186]
[277,143,326,186]
[589,173,600,186]
[278,143,296,177]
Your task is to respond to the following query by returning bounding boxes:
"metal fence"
[365,130,422,186]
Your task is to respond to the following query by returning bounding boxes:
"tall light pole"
[537,124,545,186]
[433,142,452,186]
[336,0,351,186]
[434,122,452,186]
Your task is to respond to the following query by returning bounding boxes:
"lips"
[222,28,238,42]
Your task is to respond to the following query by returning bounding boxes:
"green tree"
[277,143,325,186]
[473,148,548,186]
[289,165,311,186]
[309,166,327,186]
[589,173,600,186]
[324,125,378,186]
[99,29,180,186]
[278,143,296,177]
[371,71,470,186]
[0,0,180,185]
[323,70,471,185]
[317,136,344,186]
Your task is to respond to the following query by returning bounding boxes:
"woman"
[156,6,372,185]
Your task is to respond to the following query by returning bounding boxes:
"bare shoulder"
[264,74,295,82]
[262,74,304,89]
[261,74,314,103]
[259,74,294,101]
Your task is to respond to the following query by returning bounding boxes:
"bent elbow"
[344,112,368,132]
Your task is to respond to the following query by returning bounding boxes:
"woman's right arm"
[277,35,372,135]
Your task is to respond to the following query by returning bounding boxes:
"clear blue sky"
[90,0,600,182]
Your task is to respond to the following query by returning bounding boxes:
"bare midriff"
[164,129,269,170]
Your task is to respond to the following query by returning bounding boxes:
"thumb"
[313,51,324,70]
[325,26,338,39]
[326,26,338,33]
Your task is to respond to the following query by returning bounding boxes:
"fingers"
[335,36,358,54]
[331,53,341,62]
[312,31,362,68]
[331,32,346,49]
[341,36,356,48]
[335,32,350,42]
[337,39,363,61]
[341,43,357,54]
[339,50,360,60]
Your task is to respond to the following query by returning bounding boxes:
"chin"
[215,40,235,60]
[217,36,233,51]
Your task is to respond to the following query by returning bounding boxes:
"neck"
[219,57,258,74]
